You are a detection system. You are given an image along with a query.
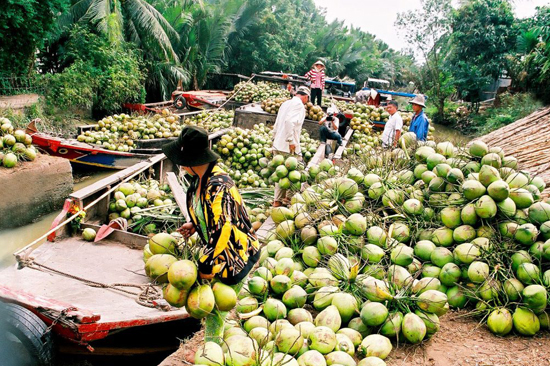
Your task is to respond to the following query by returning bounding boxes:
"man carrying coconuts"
[272,88,310,207]
[162,126,260,343]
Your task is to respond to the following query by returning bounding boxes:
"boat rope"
[19,258,167,310]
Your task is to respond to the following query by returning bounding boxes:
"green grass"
[470,93,543,136]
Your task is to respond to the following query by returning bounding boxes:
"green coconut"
[517,262,540,285]
[509,188,534,209]
[401,313,427,344]
[414,240,436,261]
[359,335,392,360]
[487,308,513,336]
[467,261,490,283]
[462,180,486,200]
[515,223,539,246]
[446,286,468,309]
[431,247,454,268]
[513,307,540,336]
[431,227,454,247]
[469,140,488,157]
[474,195,497,219]
[309,326,337,354]
[332,293,359,323]
[361,302,388,327]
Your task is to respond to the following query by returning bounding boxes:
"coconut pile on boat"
[107,179,183,235]
[185,110,234,132]
[76,110,182,151]
[231,81,290,104]
[214,125,318,189]
[0,117,38,168]
[176,133,549,366]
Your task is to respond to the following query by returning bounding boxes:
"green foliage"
[0,0,69,76]
[43,27,145,115]
[56,0,186,100]
[396,0,455,119]
[461,93,542,135]
[448,0,516,104]
[508,6,550,103]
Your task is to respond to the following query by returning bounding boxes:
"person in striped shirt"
[305,60,325,106]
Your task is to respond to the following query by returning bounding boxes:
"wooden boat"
[0,154,199,363]
[26,121,155,170]
[124,89,244,115]
[27,121,231,170]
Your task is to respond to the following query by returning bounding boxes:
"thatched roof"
[479,107,550,196]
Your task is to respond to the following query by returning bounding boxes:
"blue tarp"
[326,80,356,93]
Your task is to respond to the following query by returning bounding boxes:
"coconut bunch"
[143,232,238,317]
[219,198,445,366]
[344,131,381,158]
[261,97,291,114]
[106,179,183,235]
[305,103,324,121]
[0,117,38,168]
[300,131,320,163]
[231,81,289,103]
[334,133,550,337]
[185,110,234,132]
[216,133,550,366]
[215,124,274,189]
[77,111,182,151]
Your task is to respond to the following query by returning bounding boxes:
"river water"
[0,171,114,269]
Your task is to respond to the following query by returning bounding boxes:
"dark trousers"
[311,88,322,106]
[319,125,342,156]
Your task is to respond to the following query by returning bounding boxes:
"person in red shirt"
[305,60,326,106]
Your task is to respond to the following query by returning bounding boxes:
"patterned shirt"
[186,163,260,284]
[305,68,325,89]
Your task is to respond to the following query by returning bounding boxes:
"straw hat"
[313,60,325,68]
[409,94,426,108]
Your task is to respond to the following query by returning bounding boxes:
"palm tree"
[60,0,187,99]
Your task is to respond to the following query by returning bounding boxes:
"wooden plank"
[257,216,275,242]
[334,128,354,160]
[166,172,190,222]
[71,154,166,201]
[81,223,148,248]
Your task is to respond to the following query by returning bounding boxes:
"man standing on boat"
[272,88,310,207]
[381,100,403,148]
[162,126,260,343]
[408,95,429,141]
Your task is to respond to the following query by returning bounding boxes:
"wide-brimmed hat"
[313,60,325,68]
[162,126,220,167]
[409,94,426,108]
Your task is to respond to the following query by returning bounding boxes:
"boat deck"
[0,236,187,326]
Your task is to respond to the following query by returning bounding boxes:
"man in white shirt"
[381,100,403,148]
[272,89,309,206]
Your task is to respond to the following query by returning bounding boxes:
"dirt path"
[159,312,550,366]
[388,312,550,366]
[0,93,40,109]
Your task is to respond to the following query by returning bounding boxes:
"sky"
[313,0,550,52]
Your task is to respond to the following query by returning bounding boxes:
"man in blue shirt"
[408,95,429,141]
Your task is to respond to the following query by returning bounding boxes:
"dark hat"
[162,126,220,167]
